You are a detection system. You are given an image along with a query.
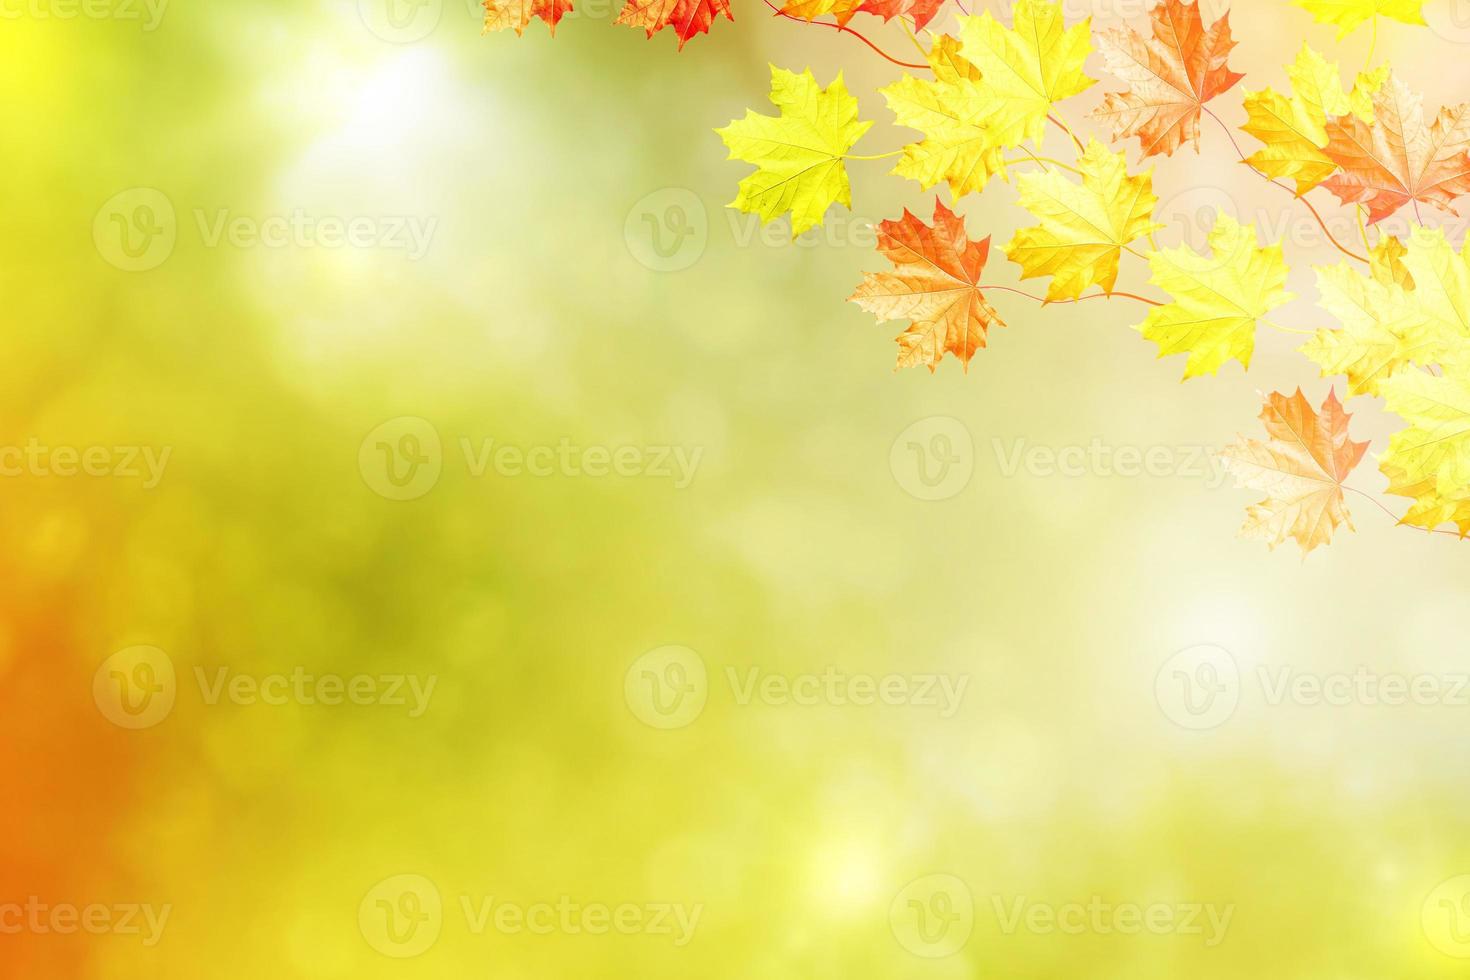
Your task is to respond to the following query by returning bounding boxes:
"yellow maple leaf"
[958,0,1094,150]
[1300,228,1470,399]
[1002,140,1162,301]
[882,35,1008,197]
[1137,214,1293,379]
[716,67,874,238]
[779,0,863,24]
[1241,45,1348,194]
[1293,0,1425,39]
[1218,388,1370,555]
[1300,257,1431,397]
[1380,369,1470,526]
[1368,233,1413,289]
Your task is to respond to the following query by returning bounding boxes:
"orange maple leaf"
[849,200,1006,373]
[615,0,733,47]
[857,0,948,31]
[1321,73,1470,224]
[1093,0,1244,158]
[1217,388,1370,556]
[484,0,574,35]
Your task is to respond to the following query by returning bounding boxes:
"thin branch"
[981,284,1163,306]
[1344,486,1466,539]
[1200,106,1369,265]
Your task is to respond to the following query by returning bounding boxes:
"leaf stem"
[899,15,929,58]
[1263,318,1315,336]
[760,0,929,70]
[845,150,906,160]
[1200,106,1369,265]
[1344,485,1465,539]
[1048,113,1086,153]
[1009,146,1083,174]
[980,284,1162,306]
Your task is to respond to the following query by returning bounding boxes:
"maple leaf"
[882,35,1008,198]
[1218,388,1370,555]
[1002,140,1162,301]
[1321,73,1470,224]
[716,67,874,238]
[958,0,1095,150]
[1092,0,1244,158]
[484,0,574,35]
[779,0,863,26]
[850,200,1007,372]
[1137,214,1292,379]
[1300,258,1427,397]
[1293,0,1425,39]
[1303,226,1470,396]
[858,0,948,31]
[1241,45,1359,194]
[1380,369,1470,533]
[615,0,732,47]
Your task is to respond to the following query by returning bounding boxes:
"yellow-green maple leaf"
[1138,214,1293,379]
[1300,255,1431,397]
[882,35,1008,197]
[1293,0,1425,39]
[1380,369,1470,531]
[957,0,1094,150]
[716,67,874,237]
[1303,228,1470,398]
[1002,140,1162,301]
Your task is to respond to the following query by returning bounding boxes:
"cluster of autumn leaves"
[485,0,1469,554]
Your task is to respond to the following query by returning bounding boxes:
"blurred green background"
[3,0,1470,976]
